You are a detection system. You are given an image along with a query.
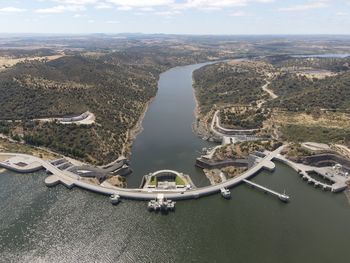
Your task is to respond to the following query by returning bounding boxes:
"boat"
[220,187,231,199]
[110,194,121,205]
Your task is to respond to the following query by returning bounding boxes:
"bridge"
[0,146,284,201]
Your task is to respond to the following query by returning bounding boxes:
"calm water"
[1,63,350,263]
[129,63,215,188]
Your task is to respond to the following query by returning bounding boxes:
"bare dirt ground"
[265,111,350,130]
[0,54,65,70]
[0,137,60,160]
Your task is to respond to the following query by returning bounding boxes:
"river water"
[1,63,350,263]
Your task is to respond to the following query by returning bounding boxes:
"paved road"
[211,110,260,136]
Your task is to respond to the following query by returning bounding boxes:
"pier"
[243,179,290,202]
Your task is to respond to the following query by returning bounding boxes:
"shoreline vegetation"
[192,57,350,149]
[0,43,234,165]
[2,35,350,165]
[122,96,155,158]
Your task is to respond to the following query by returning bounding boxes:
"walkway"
[243,179,289,201]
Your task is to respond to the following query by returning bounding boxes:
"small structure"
[220,187,231,199]
[143,170,195,190]
[110,194,121,205]
[49,157,131,184]
[0,156,43,173]
[148,194,176,212]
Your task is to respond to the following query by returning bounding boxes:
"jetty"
[243,179,290,202]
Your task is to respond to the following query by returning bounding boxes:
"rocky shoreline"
[192,77,213,139]
[122,96,155,159]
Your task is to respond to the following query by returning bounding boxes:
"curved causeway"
[0,149,278,200]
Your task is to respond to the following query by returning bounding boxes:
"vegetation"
[280,124,350,146]
[212,140,282,161]
[268,72,350,111]
[106,175,126,188]
[0,138,60,160]
[281,143,315,162]
[0,45,230,164]
[222,166,247,179]
[149,176,157,186]
[175,176,186,186]
[264,55,350,72]
[0,48,57,59]
[2,35,350,164]
[219,107,270,129]
[193,61,269,114]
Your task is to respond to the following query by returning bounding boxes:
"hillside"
[0,46,228,164]
[193,60,270,114]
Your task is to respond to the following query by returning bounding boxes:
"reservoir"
[1,63,350,262]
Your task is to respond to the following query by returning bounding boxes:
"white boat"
[110,194,121,205]
[220,187,231,199]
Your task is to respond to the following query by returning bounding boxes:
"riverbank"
[192,75,214,139]
[122,96,156,158]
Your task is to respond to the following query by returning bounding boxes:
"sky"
[0,0,349,34]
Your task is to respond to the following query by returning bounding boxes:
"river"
[1,62,350,263]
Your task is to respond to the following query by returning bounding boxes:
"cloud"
[139,7,155,12]
[279,0,329,12]
[54,0,98,4]
[95,3,113,9]
[117,6,132,11]
[73,13,87,17]
[44,0,276,14]
[0,7,26,13]
[336,12,347,16]
[108,0,174,9]
[175,0,249,10]
[230,10,250,16]
[106,20,120,23]
[35,5,86,13]
[154,10,181,16]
